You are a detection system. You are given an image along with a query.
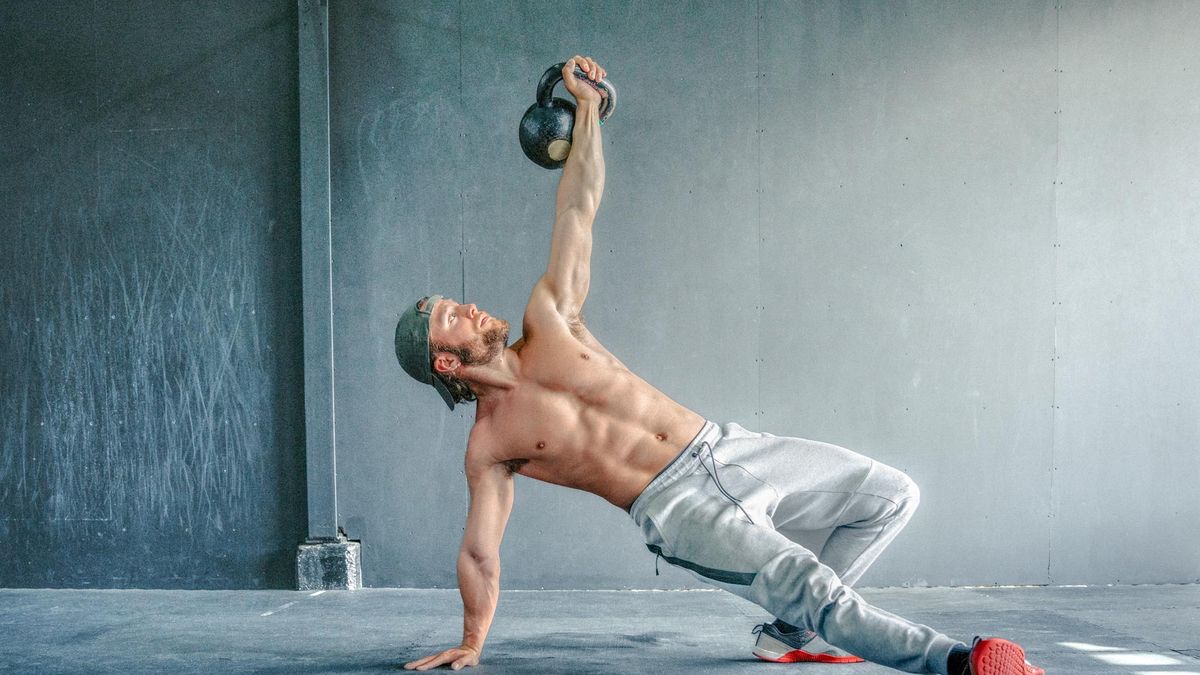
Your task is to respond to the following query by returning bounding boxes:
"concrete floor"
[0,584,1197,674]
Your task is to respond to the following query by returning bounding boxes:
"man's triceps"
[542,207,594,315]
[454,460,513,655]
[462,459,515,558]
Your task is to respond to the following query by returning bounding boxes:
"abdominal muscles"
[491,365,699,507]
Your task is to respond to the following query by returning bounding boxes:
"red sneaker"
[969,636,1045,675]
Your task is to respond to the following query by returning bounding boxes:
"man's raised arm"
[404,449,514,671]
[540,55,607,318]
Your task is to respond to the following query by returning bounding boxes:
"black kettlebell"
[518,62,617,169]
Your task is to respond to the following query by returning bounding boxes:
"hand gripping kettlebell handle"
[536,62,617,122]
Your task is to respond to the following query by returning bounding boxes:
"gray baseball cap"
[394,294,456,410]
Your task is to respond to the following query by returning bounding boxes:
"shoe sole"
[753,634,864,664]
[753,647,865,664]
[971,638,1045,675]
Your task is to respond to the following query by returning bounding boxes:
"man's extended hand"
[562,55,607,106]
[403,645,480,671]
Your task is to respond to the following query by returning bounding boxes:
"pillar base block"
[296,529,361,590]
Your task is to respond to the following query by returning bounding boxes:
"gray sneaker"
[751,622,865,664]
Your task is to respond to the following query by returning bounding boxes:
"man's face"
[425,297,510,372]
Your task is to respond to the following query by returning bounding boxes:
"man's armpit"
[501,458,529,476]
[567,313,588,340]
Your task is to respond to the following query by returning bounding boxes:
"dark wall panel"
[0,0,306,588]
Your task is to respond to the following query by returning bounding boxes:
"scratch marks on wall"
[0,139,274,536]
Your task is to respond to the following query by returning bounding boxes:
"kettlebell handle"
[535,62,617,122]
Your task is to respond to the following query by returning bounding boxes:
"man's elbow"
[461,548,501,575]
[559,201,599,225]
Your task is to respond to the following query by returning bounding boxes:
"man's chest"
[482,368,634,464]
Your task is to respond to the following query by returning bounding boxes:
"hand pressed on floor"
[403,645,480,671]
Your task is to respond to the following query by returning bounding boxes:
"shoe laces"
[750,622,816,643]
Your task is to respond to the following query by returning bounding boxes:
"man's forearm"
[457,552,500,653]
[555,100,605,215]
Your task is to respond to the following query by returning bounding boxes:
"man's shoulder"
[465,418,503,467]
[522,278,576,336]
[465,421,526,480]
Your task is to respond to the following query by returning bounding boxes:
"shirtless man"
[395,56,1042,675]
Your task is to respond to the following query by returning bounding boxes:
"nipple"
[655,433,668,442]
[536,441,546,449]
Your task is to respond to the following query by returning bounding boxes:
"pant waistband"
[629,420,722,526]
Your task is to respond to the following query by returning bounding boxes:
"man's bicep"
[542,206,593,316]
[461,461,514,561]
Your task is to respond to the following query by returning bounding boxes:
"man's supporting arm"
[457,459,514,655]
[541,65,605,318]
[404,455,514,671]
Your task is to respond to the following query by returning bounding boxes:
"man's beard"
[461,319,510,366]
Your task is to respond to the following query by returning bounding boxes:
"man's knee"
[899,473,920,510]
[882,473,919,529]
[873,463,920,513]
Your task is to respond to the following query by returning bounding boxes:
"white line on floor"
[260,601,296,617]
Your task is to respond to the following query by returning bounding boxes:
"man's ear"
[432,352,460,375]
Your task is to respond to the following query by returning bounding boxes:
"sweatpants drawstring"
[694,441,756,525]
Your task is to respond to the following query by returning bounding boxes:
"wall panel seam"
[1047,0,1062,585]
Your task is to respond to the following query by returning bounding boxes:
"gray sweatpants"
[628,420,963,674]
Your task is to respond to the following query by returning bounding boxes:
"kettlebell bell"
[518,62,617,169]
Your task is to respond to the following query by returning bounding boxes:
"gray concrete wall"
[337,0,1200,589]
[1051,1,1200,584]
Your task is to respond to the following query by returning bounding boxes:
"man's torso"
[470,304,704,511]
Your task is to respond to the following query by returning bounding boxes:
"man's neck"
[460,347,521,401]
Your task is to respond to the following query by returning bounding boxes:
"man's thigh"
[644,482,857,627]
[714,424,880,531]
[644,478,815,592]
